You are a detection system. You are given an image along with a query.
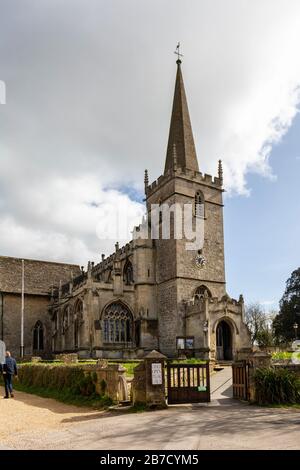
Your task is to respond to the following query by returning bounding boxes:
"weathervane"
[174,42,183,62]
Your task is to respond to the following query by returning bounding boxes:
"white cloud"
[1,0,300,262]
[0,174,144,265]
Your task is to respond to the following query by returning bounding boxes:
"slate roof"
[0,256,81,296]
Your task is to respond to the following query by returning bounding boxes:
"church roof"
[164,60,199,174]
[0,256,81,296]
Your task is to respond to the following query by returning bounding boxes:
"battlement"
[145,166,223,197]
[185,294,243,311]
[92,240,134,277]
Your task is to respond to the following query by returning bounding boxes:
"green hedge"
[17,364,98,396]
[254,367,300,405]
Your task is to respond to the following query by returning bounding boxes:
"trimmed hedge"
[254,367,300,405]
[17,364,98,397]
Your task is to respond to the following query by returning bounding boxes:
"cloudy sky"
[0,0,300,308]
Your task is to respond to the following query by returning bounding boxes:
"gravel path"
[0,385,102,445]
[1,384,300,450]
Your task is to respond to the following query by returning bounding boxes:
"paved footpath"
[210,366,234,403]
[1,379,300,450]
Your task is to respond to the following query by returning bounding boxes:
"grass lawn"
[17,359,207,379]
[169,358,206,364]
[114,361,139,377]
[112,359,207,378]
[8,380,113,409]
[272,351,300,361]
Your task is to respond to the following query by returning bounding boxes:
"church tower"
[145,58,226,357]
[47,53,251,361]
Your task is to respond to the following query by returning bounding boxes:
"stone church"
[0,59,251,360]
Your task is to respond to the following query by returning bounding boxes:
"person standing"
[0,351,18,399]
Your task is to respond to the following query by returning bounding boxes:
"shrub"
[254,367,300,405]
[17,364,97,397]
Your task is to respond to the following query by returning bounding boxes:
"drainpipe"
[0,292,4,340]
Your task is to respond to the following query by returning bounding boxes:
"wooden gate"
[232,361,249,400]
[167,362,210,404]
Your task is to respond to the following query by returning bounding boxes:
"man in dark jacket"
[0,351,18,398]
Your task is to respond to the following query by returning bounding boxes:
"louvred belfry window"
[194,285,212,300]
[195,191,205,218]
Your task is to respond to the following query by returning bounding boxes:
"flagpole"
[20,259,25,358]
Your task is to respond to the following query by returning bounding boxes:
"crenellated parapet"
[185,293,244,317]
[92,240,134,279]
[145,166,223,199]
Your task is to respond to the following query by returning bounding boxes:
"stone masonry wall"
[2,293,51,358]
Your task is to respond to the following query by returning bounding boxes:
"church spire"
[164,57,199,174]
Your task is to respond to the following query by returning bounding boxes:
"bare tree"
[245,303,271,346]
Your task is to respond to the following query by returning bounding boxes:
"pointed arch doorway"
[216,320,232,361]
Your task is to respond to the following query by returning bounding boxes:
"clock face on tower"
[195,254,206,268]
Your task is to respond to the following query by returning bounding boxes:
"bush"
[17,364,97,397]
[254,367,300,405]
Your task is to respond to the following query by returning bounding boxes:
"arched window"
[195,191,205,218]
[73,300,83,349]
[194,285,212,300]
[103,302,133,343]
[33,321,44,351]
[52,311,58,333]
[74,299,83,323]
[123,260,134,285]
[62,306,69,334]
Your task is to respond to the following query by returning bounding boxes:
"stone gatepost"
[83,362,128,402]
[132,350,167,409]
[248,351,272,402]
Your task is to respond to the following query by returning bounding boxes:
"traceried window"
[33,321,44,351]
[123,260,134,285]
[194,285,212,300]
[103,302,133,343]
[195,191,205,218]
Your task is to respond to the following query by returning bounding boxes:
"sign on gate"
[0,340,6,364]
[151,362,163,385]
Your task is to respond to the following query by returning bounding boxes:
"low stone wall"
[241,352,300,403]
[19,360,128,403]
[235,348,253,361]
[31,356,43,363]
[82,363,128,402]
[273,363,300,378]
